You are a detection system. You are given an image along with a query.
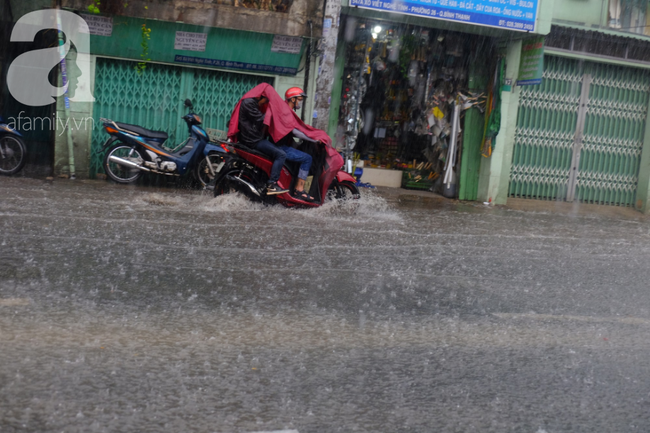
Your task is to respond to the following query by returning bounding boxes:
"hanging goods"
[443,99,461,193]
[481,57,505,157]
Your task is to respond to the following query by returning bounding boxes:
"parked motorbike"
[212,137,360,208]
[99,99,227,185]
[0,115,27,176]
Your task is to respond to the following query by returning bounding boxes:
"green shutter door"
[575,63,650,206]
[190,68,273,138]
[90,58,272,177]
[509,56,650,207]
[90,59,183,179]
[509,56,581,201]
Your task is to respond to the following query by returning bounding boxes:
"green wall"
[552,0,607,27]
[458,47,490,201]
[87,15,303,74]
[477,40,523,205]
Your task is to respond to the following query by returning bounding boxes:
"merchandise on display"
[338,19,499,195]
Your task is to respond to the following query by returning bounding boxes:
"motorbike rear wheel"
[103,144,144,184]
[213,167,263,201]
[0,134,27,175]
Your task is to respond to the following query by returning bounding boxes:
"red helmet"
[285,87,307,101]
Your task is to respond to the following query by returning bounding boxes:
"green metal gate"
[90,58,272,177]
[509,56,650,206]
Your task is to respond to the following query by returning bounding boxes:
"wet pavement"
[1,176,650,432]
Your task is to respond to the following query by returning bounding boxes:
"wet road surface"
[1,177,650,432]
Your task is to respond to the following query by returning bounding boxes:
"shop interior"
[339,17,498,195]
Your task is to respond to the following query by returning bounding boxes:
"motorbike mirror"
[184,99,193,109]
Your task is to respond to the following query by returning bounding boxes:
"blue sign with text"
[349,0,538,32]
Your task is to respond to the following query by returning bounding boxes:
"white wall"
[274,48,320,127]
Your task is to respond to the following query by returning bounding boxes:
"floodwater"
[1,177,650,433]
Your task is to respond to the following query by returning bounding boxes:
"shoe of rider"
[291,189,315,202]
[266,182,288,195]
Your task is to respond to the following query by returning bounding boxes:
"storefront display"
[338,18,494,195]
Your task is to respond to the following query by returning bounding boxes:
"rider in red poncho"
[228,84,332,200]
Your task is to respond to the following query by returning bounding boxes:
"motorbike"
[0,115,27,176]
[211,136,360,208]
[99,99,227,185]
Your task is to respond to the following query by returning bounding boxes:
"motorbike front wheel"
[0,134,27,175]
[103,144,144,184]
[196,153,225,188]
[329,180,361,201]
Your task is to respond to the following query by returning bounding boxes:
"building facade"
[2,0,325,178]
[320,0,650,212]
[320,0,553,199]
[5,0,650,213]
[510,0,650,211]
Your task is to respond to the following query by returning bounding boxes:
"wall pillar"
[459,44,490,201]
[477,39,522,205]
[313,0,342,132]
[54,53,96,178]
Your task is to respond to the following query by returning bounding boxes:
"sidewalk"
[370,186,448,205]
[369,185,650,221]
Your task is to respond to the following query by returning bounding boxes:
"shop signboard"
[516,36,544,86]
[271,35,303,54]
[349,0,539,32]
[174,31,208,52]
[79,13,113,37]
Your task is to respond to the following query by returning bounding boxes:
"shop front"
[337,17,496,197]
[330,0,553,201]
[509,26,650,209]
[51,14,309,179]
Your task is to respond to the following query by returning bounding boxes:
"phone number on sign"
[499,19,534,30]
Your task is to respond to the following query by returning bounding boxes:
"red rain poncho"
[227,83,332,146]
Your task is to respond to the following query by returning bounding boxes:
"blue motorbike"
[0,115,27,176]
[100,99,227,186]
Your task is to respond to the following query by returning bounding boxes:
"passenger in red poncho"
[277,86,314,201]
[228,84,328,200]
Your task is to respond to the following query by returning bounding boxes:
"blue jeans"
[254,139,285,183]
[280,145,312,180]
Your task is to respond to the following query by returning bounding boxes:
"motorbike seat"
[115,122,168,140]
[177,145,193,156]
[233,142,266,159]
[167,138,195,156]
[233,142,300,178]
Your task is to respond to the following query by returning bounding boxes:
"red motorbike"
[211,83,360,207]
[211,137,360,207]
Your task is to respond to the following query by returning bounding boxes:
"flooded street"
[2,177,650,432]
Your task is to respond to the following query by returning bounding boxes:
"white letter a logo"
[7,10,95,107]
